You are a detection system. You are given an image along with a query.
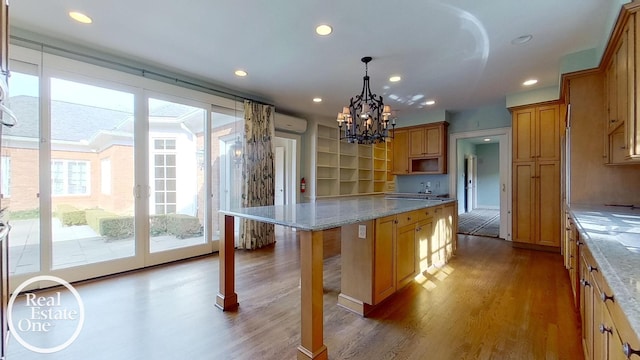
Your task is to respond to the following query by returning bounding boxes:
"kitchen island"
[218,196,457,360]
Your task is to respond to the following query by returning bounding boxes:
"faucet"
[419,182,432,194]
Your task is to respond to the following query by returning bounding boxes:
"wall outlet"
[358,224,366,239]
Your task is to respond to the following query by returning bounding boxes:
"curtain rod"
[9,34,273,107]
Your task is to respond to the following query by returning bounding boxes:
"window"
[1,156,10,197]
[153,138,177,214]
[101,158,111,195]
[51,160,90,195]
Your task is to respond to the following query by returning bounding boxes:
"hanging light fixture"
[337,56,396,144]
[230,100,243,166]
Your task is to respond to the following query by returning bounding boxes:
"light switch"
[358,224,366,239]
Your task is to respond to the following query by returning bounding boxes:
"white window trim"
[51,159,91,196]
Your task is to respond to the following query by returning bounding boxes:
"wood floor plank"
[7,230,583,359]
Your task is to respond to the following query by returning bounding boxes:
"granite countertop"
[219,196,456,231]
[569,204,640,341]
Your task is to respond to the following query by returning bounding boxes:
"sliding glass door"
[147,97,207,254]
[49,77,136,269]
[6,47,245,290]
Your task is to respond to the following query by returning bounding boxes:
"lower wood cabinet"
[577,241,640,360]
[339,203,457,316]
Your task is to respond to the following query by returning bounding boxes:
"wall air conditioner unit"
[274,112,307,134]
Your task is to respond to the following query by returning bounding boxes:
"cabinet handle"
[588,265,598,273]
[565,227,571,231]
[580,279,591,287]
[623,342,640,358]
[599,324,612,334]
[601,292,614,303]
[611,119,617,123]
[576,241,583,246]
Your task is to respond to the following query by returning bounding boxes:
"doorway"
[274,132,300,205]
[465,154,477,212]
[449,128,511,240]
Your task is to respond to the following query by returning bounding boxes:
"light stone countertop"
[569,204,640,341]
[219,196,456,231]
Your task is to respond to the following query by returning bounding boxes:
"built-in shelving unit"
[314,123,393,199]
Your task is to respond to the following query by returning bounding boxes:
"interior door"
[274,146,285,205]
[466,154,476,212]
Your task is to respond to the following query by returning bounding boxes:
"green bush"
[100,216,134,238]
[85,209,116,234]
[150,214,168,236]
[166,214,202,239]
[55,204,86,226]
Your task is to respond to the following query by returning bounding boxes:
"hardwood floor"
[7,231,583,359]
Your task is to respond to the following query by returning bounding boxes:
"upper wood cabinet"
[512,105,561,162]
[391,129,409,174]
[392,122,448,175]
[602,5,640,164]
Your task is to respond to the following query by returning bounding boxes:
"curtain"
[238,100,276,249]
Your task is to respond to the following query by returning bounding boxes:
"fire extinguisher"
[300,177,306,193]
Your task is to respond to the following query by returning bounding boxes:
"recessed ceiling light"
[313,97,322,103]
[511,34,533,45]
[315,24,333,36]
[483,138,491,142]
[234,70,247,77]
[424,100,436,106]
[523,79,538,86]
[389,76,401,82]
[69,11,93,24]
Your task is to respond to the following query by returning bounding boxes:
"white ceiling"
[9,0,618,120]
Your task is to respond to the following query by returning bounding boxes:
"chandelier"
[337,56,396,144]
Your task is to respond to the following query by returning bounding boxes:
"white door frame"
[275,131,301,204]
[449,127,512,241]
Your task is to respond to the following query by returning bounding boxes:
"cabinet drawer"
[396,210,422,228]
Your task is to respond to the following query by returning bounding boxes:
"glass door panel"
[5,69,40,275]
[148,98,206,253]
[50,78,135,269]
[213,108,243,240]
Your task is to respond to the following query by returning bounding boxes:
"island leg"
[297,230,328,359]
[216,214,238,310]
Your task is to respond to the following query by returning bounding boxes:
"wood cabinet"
[576,239,640,360]
[392,122,448,175]
[564,211,580,307]
[391,129,409,174]
[314,123,392,199]
[339,204,457,316]
[511,103,561,248]
[373,215,396,304]
[602,5,640,164]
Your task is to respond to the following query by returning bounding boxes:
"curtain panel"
[238,100,276,249]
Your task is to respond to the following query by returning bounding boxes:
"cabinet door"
[536,105,561,161]
[373,216,396,304]
[537,161,560,247]
[396,224,417,289]
[581,254,594,360]
[593,281,606,360]
[606,59,618,132]
[513,108,536,162]
[408,128,425,157]
[425,126,442,156]
[392,130,409,174]
[512,162,536,244]
[615,23,629,132]
[442,203,455,261]
[416,218,433,272]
